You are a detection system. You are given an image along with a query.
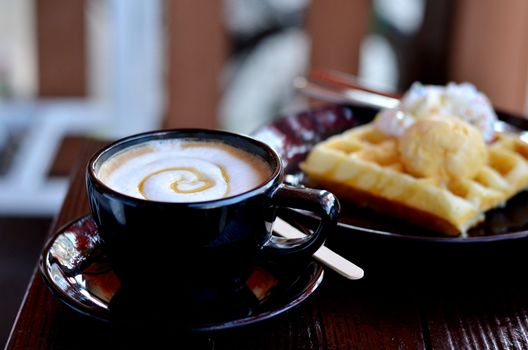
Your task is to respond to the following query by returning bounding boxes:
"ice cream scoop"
[398,115,487,180]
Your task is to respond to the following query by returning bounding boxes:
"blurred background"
[1,0,528,344]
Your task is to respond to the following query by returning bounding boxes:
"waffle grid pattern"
[300,124,528,235]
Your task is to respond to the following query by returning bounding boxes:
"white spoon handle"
[273,217,364,280]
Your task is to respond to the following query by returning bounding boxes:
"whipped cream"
[374,82,497,142]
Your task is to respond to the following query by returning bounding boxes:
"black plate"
[252,104,528,281]
[39,216,324,332]
[252,104,528,244]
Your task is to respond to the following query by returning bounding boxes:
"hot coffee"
[96,139,272,202]
[86,129,338,327]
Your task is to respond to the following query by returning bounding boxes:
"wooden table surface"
[6,138,528,350]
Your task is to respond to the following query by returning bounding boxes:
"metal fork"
[294,74,527,138]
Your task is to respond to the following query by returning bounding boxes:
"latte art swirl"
[158,168,214,194]
[138,164,228,201]
[96,140,271,203]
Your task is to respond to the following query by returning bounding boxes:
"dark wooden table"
[6,139,528,350]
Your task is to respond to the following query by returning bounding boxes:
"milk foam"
[96,140,271,202]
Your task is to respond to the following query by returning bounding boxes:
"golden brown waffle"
[300,123,528,236]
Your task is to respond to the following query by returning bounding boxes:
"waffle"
[300,123,528,236]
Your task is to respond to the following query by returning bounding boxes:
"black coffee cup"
[86,129,339,327]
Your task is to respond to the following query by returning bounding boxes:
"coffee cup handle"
[263,184,340,258]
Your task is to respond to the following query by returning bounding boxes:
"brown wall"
[164,1,228,129]
[35,0,528,125]
[449,0,528,114]
[36,0,86,97]
[305,0,371,76]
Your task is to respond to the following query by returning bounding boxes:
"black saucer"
[39,215,324,332]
